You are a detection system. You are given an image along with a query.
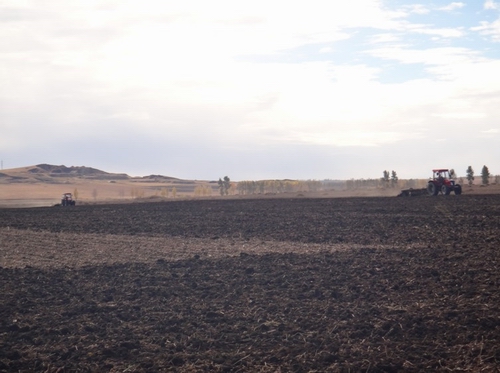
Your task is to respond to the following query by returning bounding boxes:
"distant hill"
[0,164,193,186]
[32,164,130,179]
[0,164,133,183]
[140,174,180,181]
[28,164,124,177]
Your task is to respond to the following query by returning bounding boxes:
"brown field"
[1,194,500,372]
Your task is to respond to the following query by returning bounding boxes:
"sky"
[1,0,499,180]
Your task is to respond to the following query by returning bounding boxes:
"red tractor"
[427,169,462,196]
[61,193,76,206]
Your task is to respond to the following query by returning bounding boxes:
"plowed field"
[1,195,500,372]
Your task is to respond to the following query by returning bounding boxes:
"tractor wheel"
[427,182,438,196]
[441,185,451,195]
[454,185,462,195]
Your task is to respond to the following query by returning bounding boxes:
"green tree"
[390,170,398,188]
[481,165,490,185]
[223,176,231,195]
[382,170,390,188]
[466,166,474,186]
[218,176,231,195]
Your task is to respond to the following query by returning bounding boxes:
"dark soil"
[1,195,500,372]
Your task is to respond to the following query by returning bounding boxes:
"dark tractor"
[427,169,462,196]
[61,193,76,206]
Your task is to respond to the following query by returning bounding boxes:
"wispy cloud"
[438,2,466,11]
[369,33,402,44]
[411,26,465,38]
[403,4,430,15]
[484,0,500,10]
[366,46,485,68]
[471,19,500,41]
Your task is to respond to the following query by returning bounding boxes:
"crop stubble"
[1,195,500,372]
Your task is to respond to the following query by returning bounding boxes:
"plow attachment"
[398,188,427,197]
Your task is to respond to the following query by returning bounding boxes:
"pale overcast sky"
[1,0,499,180]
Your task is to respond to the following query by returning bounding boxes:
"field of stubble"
[1,195,500,372]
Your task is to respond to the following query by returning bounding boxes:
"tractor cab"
[433,169,452,184]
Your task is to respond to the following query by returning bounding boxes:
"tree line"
[465,165,498,186]
[217,165,497,197]
[235,179,324,195]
